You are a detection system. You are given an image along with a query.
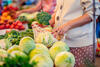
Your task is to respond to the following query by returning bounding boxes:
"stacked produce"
[0,11,75,67]
[0,6,18,29]
[0,29,34,46]
[0,36,75,67]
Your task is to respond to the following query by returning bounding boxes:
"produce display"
[96,39,100,56]
[18,13,34,23]
[0,9,75,67]
[0,36,75,67]
[49,41,70,60]
[0,29,34,45]
[0,6,18,30]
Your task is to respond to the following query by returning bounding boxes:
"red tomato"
[15,26,19,29]
[0,25,5,29]
[6,24,10,28]
[17,22,23,27]
[19,25,25,30]
[10,24,14,29]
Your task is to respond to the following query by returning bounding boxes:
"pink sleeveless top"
[42,0,56,14]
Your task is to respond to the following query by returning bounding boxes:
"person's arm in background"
[16,0,42,16]
[20,0,42,13]
[52,0,100,35]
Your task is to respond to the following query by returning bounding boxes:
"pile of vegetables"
[0,6,18,30]
[0,37,36,67]
[0,10,76,67]
[2,55,36,67]
[17,16,27,22]
[0,36,75,67]
[0,29,34,46]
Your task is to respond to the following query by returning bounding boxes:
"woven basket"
[32,22,58,44]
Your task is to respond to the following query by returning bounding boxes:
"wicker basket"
[32,22,58,44]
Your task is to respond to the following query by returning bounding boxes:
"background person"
[16,0,56,16]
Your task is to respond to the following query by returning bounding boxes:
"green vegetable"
[30,54,53,67]
[0,35,5,40]
[29,43,50,59]
[20,29,34,39]
[36,11,51,25]
[28,21,34,29]
[55,51,75,67]
[5,30,21,45]
[49,41,70,60]
[17,16,28,22]
[7,45,22,53]
[10,51,27,58]
[0,29,34,45]
[1,55,36,67]
[18,12,38,24]
[19,37,35,54]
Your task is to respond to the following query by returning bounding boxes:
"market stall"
[0,0,99,67]
[0,3,76,67]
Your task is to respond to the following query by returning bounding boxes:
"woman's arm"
[52,14,92,35]
[16,1,41,16]
[52,0,100,35]
[65,14,92,30]
[22,1,42,13]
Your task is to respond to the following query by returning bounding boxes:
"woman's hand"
[52,24,70,38]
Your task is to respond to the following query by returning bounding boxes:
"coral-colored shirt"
[42,0,56,14]
[37,0,56,14]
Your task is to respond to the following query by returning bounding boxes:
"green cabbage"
[7,45,22,53]
[49,41,70,60]
[29,43,50,59]
[10,51,27,58]
[30,54,53,67]
[55,51,75,67]
[19,37,36,54]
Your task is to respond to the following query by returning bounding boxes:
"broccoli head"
[36,11,51,25]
